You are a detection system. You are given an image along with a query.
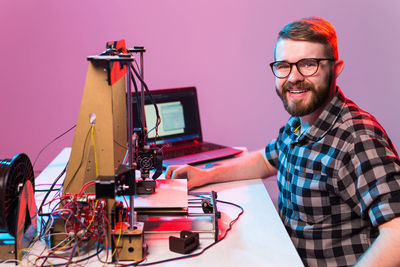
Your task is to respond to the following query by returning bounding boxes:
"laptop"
[131,87,243,167]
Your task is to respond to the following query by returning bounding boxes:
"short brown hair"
[277,17,338,59]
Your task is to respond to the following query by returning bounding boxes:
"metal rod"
[143,230,215,234]
[140,51,146,131]
[140,51,144,88]
[126,63,133,169]
[126,62,137,228]
[189,192,212,196]
[187,213,216,217]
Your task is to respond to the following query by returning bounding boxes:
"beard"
[275,73,333,117]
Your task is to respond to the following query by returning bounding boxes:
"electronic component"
[51,194,108,248]
[95,175,116,199]
[133,129,163,180]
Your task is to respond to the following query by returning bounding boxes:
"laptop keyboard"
[162,143,226,159]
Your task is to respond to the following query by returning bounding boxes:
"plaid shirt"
[265,87,400,267]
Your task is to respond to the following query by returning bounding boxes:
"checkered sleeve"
[264,126,285,168]
[336,130,400,227]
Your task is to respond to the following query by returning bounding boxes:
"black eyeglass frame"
[269,58,336,79]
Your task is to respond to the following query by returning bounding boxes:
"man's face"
[274,39,335,117]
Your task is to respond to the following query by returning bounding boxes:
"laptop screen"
[131,87,202,144]
[145,101,185,138]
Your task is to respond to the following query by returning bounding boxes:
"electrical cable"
[39,197,65,238]
[37,165,67,217]
[38,191,66,237]
[114,139,127,150]
[65,243,77,267]
[37,176,96,246]
[90,124,99,177]
[62,126,92,193]
[35,185,62,192]
[38,245,104,267]
[111,221,123,260]
[131,56,151,137]
[96,231,108,263]
[119,198,244,266]
[130,63,161,132]
[130,63,159,118]
[130,67,144,134]
[33,124,76,170]
[36,179,242,266]
[36,194,107,266]
[133,57,142,75]
[129,60,167,171]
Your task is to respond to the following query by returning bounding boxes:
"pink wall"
[1,0,400,172]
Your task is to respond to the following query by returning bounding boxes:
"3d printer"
[49,40,220,263]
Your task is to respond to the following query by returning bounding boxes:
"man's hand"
[165,165,212,190]
[165,150,276,190]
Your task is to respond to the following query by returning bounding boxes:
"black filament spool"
[0,153,34,236]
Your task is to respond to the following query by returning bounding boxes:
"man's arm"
[355,217,400,267]
[165,149,277,189]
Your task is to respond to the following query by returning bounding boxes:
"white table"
[32,148,303,267]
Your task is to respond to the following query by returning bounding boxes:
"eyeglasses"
[269,58,335,79]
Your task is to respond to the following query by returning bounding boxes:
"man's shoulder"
[337,97,388,141]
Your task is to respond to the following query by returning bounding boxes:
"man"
[166,17,400,266]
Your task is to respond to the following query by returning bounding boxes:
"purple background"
[1,0,399,173]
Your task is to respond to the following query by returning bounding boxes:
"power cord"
[119,198,244,266]
[32,124,76,170]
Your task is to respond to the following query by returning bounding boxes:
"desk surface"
[33,148,303,267]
